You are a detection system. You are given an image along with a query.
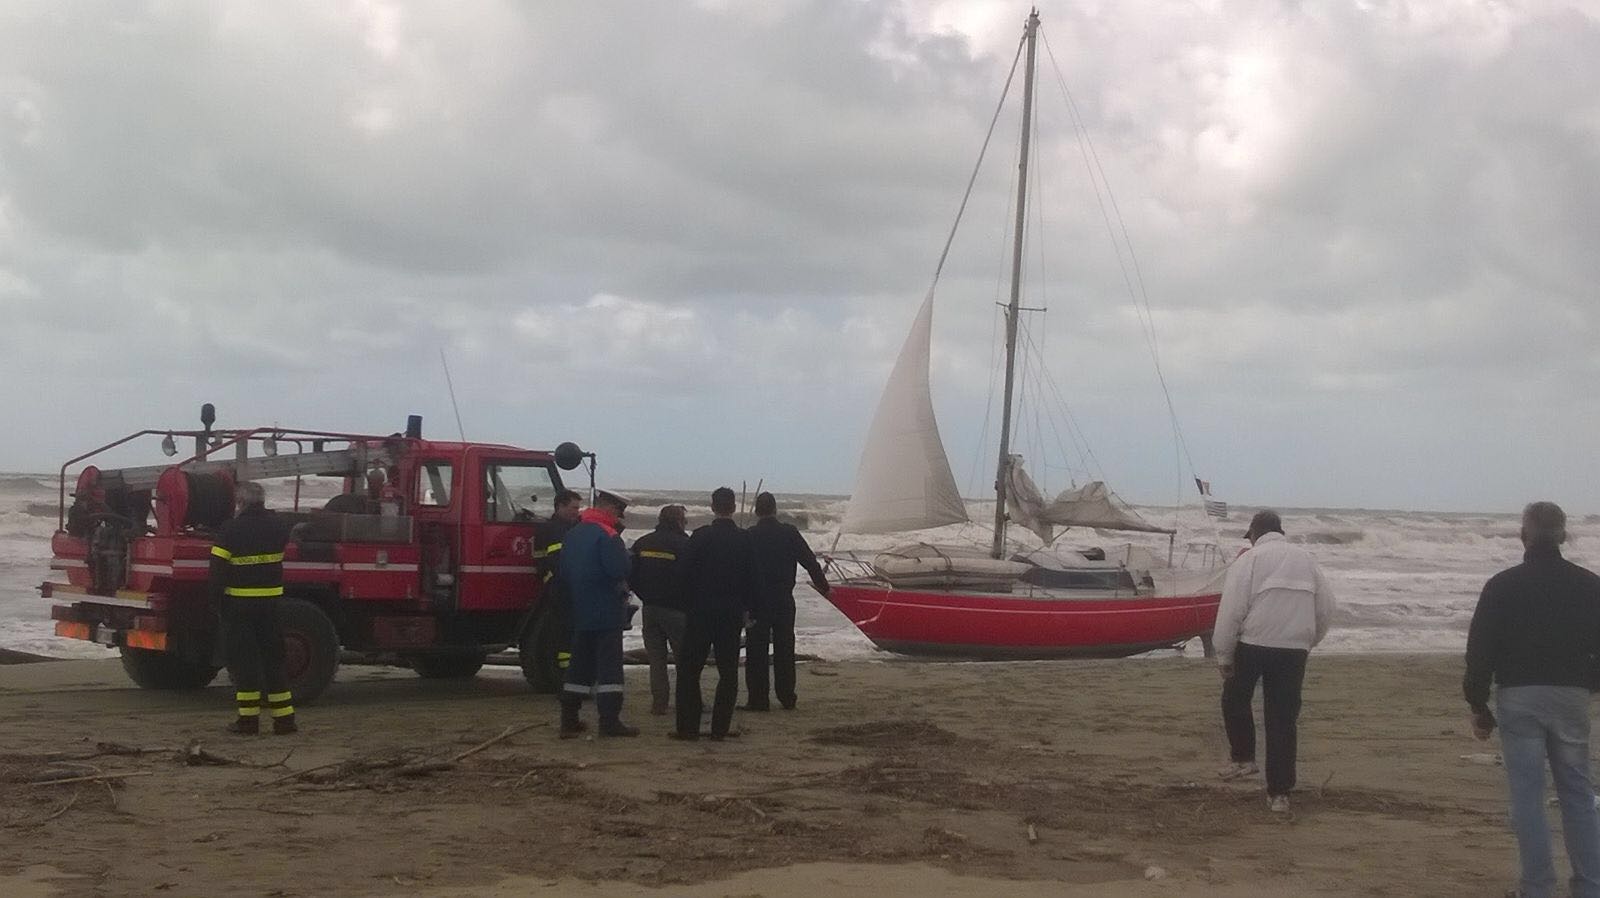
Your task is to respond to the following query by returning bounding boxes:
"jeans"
[1496,685,1600,898]
[745,599,797,709]
[1220,642,1308,796]
[641,605,686,712]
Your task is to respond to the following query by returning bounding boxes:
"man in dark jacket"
[631,504,690,715]
[744,492,828,711]
[673,487,760,741]
[558,489,639,738]
[535,489,583,676]
[210,481,295,735]
[1465,501,1600,898]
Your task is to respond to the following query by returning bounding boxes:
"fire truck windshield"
[484,461,558,523]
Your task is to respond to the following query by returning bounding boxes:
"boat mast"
[991,9,1040,561]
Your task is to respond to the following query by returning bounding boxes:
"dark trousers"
[224,597,289,717]
[745,599,797,708]
[675,610,743,738]
[562,628,625,725]
[1221,642,1309,796]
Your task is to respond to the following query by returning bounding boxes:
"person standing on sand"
[744,491,829,712]
[631,504,691,716]
[1213,509,1337,813]
[535,489,584,677]
[673,487,760,741]
[1465,501,1600,898]
[557,489,639,738]
[211,481,296,736]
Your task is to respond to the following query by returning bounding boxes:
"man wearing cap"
[631,504,691,716]
[557,489,639,738]
[1213,509,1337,813]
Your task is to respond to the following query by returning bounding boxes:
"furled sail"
[840,294,969,534]
[1006,458,1173,538]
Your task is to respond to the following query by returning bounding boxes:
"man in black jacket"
[1465,501,1600,898]
[210,481,295,735]
[535,489,583,677]
[744,492,828,711]
[631,504,690,715]
[673,487,760,741]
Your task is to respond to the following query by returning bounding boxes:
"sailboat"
[822,9,1229,660]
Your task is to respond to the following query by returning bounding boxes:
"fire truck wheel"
[407,652,487,679]
[519,608,567,694]
[276,598,340,704]
[119,647,222,690]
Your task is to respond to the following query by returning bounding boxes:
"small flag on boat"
[1195,477,1228,519]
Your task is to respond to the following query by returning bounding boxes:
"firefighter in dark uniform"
[558,489,640,738]
[673,487,761,741]
[744,492,829,711]
[210,481,296,735]
[630,504,691,715]
[535,489,583,676]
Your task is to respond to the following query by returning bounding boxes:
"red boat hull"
[826,584,1222,659]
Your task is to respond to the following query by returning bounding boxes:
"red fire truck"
[42,407,587,702]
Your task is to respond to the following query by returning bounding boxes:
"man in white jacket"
[1213,510,1338,813]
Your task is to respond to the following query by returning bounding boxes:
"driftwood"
[28,771,154,788]
[262,721,542,786]
[449,721,540,763]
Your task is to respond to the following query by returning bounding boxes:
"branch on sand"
[27,771,154,788]
[261,721,544,787]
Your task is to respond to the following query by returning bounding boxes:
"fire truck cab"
[43,410,586,702]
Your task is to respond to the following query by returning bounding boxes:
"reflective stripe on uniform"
[269,705,296,718]
[267,691,292,703]
[237,706,262,717]
[210,545,233,560]
[225,585,285,597]
[236,691,261,702]
[228,552,285,566]
[545,543,562,553]
[556,650,570,669]
[595,684,624,694]
[562,682,590,695]
[638,550,676,561]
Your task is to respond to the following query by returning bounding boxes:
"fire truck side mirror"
[554,442,585,471]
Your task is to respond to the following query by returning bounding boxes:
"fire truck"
[42,407,588,702]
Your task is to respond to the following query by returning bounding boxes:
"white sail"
[840,293,969,534]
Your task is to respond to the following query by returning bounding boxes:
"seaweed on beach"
[808,719,961,748]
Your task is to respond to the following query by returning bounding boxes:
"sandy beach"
[1,653,1521,896]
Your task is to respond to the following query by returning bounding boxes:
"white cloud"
[1,1,1598,508]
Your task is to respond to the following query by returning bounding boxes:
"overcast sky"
[2,1,1597,513]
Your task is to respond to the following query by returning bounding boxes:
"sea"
[2,471,1584,663]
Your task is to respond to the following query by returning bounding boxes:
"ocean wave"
[0,512,56,541]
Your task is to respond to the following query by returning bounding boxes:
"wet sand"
[0,654,1521,896]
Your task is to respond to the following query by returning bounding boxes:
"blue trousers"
[562,628,625,725]
[1497,685,1600,898]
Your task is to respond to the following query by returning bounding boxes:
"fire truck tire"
[275,598,340,704]
[519,607,567,694]
[407,653,486,680]
[119,647,221,690]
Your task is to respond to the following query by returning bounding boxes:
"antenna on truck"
[439,348,468,442]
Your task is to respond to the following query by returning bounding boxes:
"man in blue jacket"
[558,489,639,738]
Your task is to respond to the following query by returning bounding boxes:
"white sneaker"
[1218,762,1259,781]
[1268,795,1291,813]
